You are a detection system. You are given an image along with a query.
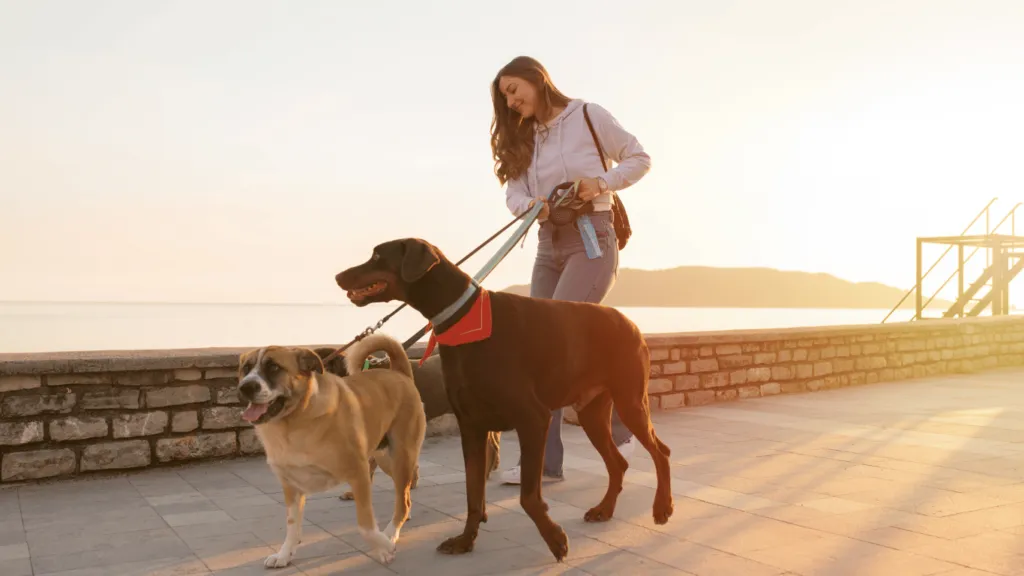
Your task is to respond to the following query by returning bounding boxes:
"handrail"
[881,197,998,323]
[920,202,1023,313]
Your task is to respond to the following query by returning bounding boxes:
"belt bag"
[546,181,594,227]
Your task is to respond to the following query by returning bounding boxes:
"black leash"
[321,209,533,365]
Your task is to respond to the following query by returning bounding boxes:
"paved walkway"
[3,370,1024,575]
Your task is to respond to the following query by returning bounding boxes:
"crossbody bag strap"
[582,103,608,172]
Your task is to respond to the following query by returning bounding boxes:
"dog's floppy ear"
[294,347,325,374]
[400,239,440,283]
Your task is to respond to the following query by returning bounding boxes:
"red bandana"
[419,289,493,366]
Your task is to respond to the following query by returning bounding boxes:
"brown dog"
[238,334,426,567]
[313,350,502,501]
[335,238,673,562]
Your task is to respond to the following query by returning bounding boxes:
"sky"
[2,0,1024,305]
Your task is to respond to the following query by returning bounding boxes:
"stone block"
[663,361,687,375]
[649,378,674,394]
[715,389,738,402]
[738,386,761,399]
[81,389,140,410]
[746,367,772,383]
[0,376,40,392]
[47,374,110,386]
[689,359,719,373]
[729,370,747,385]
[0,422,44,446]
[771,366,794,381]
[760,382,782,396]
[81,440,151,471]
[687,390,716,406]
[116,372,171,386]
[834,359,855,373]
[239,429,264,455]
[753,352,777,365]
[699,372,730,389]
[777,349,793,363]
[856,356,887,370]
[796,364,814,378]
[782,381,808,394]
[113,412,168,438]
[156,433,236,462]
[204,368,236,380]
[145,385,211,408]
[2,449,76,481]
[49,416,108,442]
[718,355,752,368]
[173,369,202,382]
[675,375,700,390]
[741,343,762,352]
[716,344,742,355]
[214,387,239,405]
[699,346,714,357]
[2,391,75,417]
[813,362,833,377]
[202,407,248,430]
[172,411,199,433]
[659,393,685,410]
[649,349,669,361]
[821,347,837,359]
[792,349,809,361]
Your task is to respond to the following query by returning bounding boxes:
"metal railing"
[881,197,1022,323]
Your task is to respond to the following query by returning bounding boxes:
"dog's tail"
[344,333,414,380]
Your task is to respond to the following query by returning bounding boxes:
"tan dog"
[237,333,427,567]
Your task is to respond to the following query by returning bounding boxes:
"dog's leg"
[384,445,417,546]
[348,463,397,565]
[265,483,306,568]
[437,424,490,555]
[340,457,378,501]
[577,392,627,522]
[612,387,674,525]
[484,431,501,481]
[516,405,569,562]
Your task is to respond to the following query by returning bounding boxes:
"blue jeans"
[522,210,633,477]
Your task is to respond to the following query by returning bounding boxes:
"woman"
[490,56,652,484]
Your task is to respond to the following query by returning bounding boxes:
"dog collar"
[419,285,493,366]
[429,280,480,328]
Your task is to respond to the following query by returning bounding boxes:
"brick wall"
[2,315,1023,484]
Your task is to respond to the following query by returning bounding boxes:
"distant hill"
[499,266,952,310]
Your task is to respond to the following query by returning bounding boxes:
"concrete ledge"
[2,315,1024,484]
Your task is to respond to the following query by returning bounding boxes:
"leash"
[405,199,547,354]
[321,202,544,366]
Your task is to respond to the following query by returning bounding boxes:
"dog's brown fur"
[313,349,502,500]
[335,238,673,562]
[238,334,426,567]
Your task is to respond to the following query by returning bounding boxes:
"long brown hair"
[490,56,572,185]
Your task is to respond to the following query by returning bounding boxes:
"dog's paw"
[653,495,674,525]
[338,491,355,501]
[264,551,292,569]
[436,534,475,555]
[584,504,614,523]
[369,546,396,565]
[383,521,401,544]
[543,526,569,562]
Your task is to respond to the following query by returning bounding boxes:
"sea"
[0,301,922,354]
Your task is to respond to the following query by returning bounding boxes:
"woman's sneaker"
[500,466,564,485]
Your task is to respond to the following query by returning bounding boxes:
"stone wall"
[2,315,1023,484]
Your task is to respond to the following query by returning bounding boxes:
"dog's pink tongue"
[242,403,269,422]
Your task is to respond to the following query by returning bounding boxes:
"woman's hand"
[529,198,550,221]
[577,177,607,202]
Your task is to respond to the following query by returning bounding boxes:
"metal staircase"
[882,198,1024,323]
